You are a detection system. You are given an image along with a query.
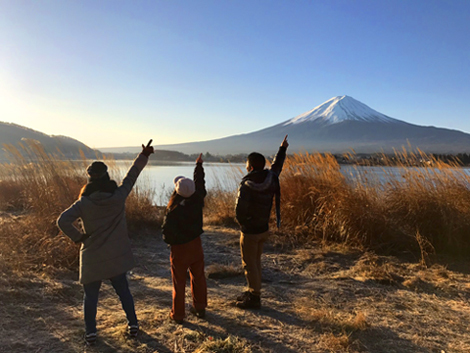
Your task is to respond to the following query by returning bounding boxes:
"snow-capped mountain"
[101,96,470,155]
[284,95,400,125]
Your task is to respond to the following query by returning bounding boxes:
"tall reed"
[205,149,470,257]
[0,141,160,270]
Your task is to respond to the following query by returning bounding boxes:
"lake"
[114,161,245,205]
[114,161,470,205]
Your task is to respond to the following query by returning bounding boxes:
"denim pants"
[83,272,138,334]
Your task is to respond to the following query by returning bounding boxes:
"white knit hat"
[173,176,196,198]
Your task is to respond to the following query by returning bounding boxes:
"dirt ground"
[1,226,470,353]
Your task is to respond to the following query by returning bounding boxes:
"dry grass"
[317,332,353,352]
[3,142,470,274]
[1,227,470,352]
[204,189,239,227]
[0,142,161,271]
[206,263,243,279]
[194,335,252,353]
[204,149,470,258]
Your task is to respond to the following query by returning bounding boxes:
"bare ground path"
[2,226,470,352]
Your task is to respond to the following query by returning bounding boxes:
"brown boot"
[236,291,251,302]
[236,292,261,309]
[189,306,206,319]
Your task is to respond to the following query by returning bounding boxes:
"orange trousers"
[170,236,207,321]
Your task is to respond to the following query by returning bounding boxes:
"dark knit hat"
[86,161,108,180]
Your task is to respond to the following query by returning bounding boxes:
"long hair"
[166,190,184,212]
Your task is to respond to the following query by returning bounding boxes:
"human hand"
[74,233,90,244]
[196,153,203,164]
[281,135,289,148]
[141,139,154,157]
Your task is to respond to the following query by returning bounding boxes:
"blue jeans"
[83,272,138,334]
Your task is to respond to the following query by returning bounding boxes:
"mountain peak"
[284,95,400,126]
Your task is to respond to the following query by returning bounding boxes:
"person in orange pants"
[170,236,206,322]
[162,153,207,323]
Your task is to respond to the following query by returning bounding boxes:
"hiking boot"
[128,324,139,338]
[189,306,206,319]
[236,292,261,309]
[84,332,97,346]
[236,291,251,302]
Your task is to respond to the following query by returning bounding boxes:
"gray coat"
[57,154,148,284]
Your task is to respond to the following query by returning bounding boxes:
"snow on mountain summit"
[284,95,400,126]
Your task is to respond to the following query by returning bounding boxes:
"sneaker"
[189,306,206,319]
[84,332,97,346]
[236,291,251,302]
[236,293,261,309]
[128,324,139,337]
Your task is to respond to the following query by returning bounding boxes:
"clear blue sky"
[1,0,469,148]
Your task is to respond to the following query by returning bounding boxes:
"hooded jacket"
[235,146,286,234]
[57,154,148,284]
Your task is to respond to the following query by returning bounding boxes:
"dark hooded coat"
[235,146,286,234]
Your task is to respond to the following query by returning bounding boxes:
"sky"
[1,0,469,148]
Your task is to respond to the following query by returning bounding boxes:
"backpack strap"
[274,174,281,228]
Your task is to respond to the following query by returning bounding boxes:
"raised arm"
[194,153,207,199]
[117,140,154,198]
[270,135,289,176]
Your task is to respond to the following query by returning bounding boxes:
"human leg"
[110,273,138,329]
[237,231,269,309]
[240,232,264,295]
[254,231,270,295]
[83,280,102,335]
[188,256,207,312]
[170,249,189,322]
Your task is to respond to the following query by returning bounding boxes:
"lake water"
[114,161,470,205]
[114,161,245,205]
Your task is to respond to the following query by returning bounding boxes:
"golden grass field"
[1,142,470,352]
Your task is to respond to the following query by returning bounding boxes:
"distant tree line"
[431,153,470,166]
[110,150,248,163]
[110,150,470,167]
[332,152,470,167]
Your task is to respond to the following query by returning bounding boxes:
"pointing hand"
[281,135,289,149]
[142,139,154,157]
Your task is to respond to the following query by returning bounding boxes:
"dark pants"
[170,236,207,321]
[83,272,138,334]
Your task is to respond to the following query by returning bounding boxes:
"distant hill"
[0,122,98,162]
[100,96,470,155]
[0,122,208,163]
